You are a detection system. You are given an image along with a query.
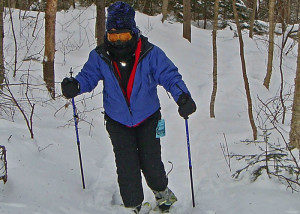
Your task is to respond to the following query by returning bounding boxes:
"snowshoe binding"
[153,187,177,213]
[131,202,152,214]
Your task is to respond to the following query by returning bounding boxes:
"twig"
[220,133,231,172]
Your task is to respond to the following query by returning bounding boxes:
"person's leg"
[136,110,168,192]
[136,111,177,212]
[105,116,143,208]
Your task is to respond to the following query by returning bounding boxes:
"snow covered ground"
[0,5,300,214]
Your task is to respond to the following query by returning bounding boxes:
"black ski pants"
[105,110,168,207]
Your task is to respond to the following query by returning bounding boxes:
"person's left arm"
[150,46,190,102]
[150,46,197,119]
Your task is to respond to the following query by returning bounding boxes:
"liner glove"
[177,93,196,119]
[61,77,80,99]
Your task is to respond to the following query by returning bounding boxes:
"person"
[61,1,196,213]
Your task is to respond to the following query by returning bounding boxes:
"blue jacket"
[75,36,190,126]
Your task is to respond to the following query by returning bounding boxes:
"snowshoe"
[132,202,152,214]
[152,187,177,213]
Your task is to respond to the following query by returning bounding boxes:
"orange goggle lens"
[107,31,133,42]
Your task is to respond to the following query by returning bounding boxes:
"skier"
[61,1,196,213]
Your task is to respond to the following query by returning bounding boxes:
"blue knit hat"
[106,2,139,36]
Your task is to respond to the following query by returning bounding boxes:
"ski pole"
[70,70,86,189]
[185,118,195,207]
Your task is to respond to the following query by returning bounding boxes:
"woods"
[0,1,300,213]
[0,0,298,141]
[0,0,300,190]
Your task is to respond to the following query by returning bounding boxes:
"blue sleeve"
[150,46,191,102]
[75,50,104,94]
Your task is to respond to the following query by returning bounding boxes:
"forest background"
[0,0,300,213]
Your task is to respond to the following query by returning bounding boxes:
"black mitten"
[177,93,196,119]
[61,77,80,99]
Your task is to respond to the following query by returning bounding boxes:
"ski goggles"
[107,29,133,43]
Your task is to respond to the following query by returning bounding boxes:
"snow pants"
[105,110,168,207]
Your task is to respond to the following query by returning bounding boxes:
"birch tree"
[210,0,219,118]
[183,0,191,42]
[289,26,300,149]
[43,0,57,99]
[263,0,275,89]
[232,0,257,140]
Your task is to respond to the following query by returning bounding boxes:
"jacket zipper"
[99,41,154,117]
[100,53,133,116]
[109,63,132,115]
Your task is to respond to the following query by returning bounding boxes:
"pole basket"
[0,145,7,184]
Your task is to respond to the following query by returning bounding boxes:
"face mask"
[106,35,138,61]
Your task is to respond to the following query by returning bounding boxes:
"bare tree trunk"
[142,0,151,15]
[289,26,300,149]
[286,0,291,24]
[278,0,286,33]
[43,0,57,99]
[9,0,16,8]
[70,0,75,8]
[232,0,257,140]
[183,0,191,42]
[161,0,169,23]
[96,0,105,45]
[210,0,219,118]
[296,0,300,23]
[203,0,208,29]
[249,0,257,38]
[18,0,27,10]
[263,0,275,89]
[0,0,4,90]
